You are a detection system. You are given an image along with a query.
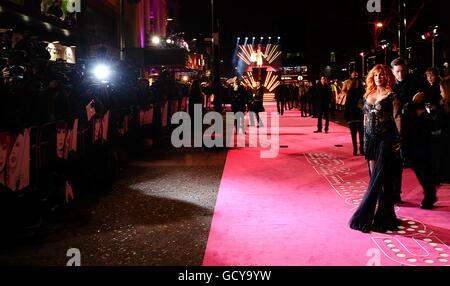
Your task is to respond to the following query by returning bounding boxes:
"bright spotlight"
[182,75,189,82]
[93,64,111,82]
[152,36,161,45]
[166,38,172,44]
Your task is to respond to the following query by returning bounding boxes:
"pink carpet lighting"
[203,103,450,266]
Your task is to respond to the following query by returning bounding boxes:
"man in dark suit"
[252,82,265,128]
[47,0,64,18]
[275,83,288,116]
[314,76,332,133]
[391,58,437,209]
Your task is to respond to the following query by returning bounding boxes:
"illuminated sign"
[46,43,76,63]
[366,0,381,13]
[63,0,81,13]
[281,66,308,73]
[187,53,205,70]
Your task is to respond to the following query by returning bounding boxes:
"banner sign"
[367,0,381,13]
[0,129,30,192]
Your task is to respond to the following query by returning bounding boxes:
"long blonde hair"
[364,64,396,98]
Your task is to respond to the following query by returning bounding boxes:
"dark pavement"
[0,147,227,266]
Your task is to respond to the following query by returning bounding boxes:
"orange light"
[376,22,383,28]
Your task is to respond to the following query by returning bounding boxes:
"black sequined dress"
[349,93,401,233]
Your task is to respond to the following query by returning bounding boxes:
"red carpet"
[203,103,450,266]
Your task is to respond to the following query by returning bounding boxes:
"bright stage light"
[152,36,161,45]
[93,64,111,82]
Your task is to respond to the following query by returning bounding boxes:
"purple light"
[140,29,145,48]
[139,3,145,48]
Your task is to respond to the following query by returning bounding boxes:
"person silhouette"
[349,64,402,233]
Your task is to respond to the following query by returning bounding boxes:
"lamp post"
[120,0,125,61]
[381,43,389,65]
[360,52,365,79]
[432,26,438,68]
[398,0,407,59]
[210,0,221,112]
[421,26,439,68]
[432,35,435,67]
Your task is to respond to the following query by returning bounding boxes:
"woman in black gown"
[349,65,402,233]
[438,77,450,183]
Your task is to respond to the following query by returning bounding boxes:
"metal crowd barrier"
[0,96,189,231]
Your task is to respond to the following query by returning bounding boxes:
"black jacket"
[393,74,428,106]
[316,83,332,113]
[344,86,364,122]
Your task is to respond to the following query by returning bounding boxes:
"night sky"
[175,0,449,77]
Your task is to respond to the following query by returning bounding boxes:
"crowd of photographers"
[0,33,192,233]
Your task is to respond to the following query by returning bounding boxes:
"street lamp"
[398,0,407,59]
[210,0,221,112]
[421,26,439,67]
[151,36,161,45]
[380,40,389,65]
[381,44,388,65]
[360,52,365,79]
[432,26,439,68]
[369,21,385,50]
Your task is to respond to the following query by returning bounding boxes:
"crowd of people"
[222,61,449,235]
[0,32,193,232]
[1,25,449,236]
[274,78,343,133]
[348,59,450,233]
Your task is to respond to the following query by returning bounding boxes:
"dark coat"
[393,74,428,106]
[345,86,365,122]
[252,87,265,113]
[316,83,332,113]
[275,84,289,102]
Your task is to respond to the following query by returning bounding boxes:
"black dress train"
[349,93,402,233]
